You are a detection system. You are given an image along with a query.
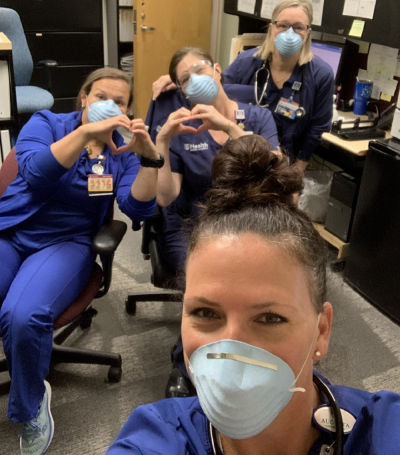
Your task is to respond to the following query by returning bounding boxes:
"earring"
[315,351,321,357]
[81,104,85,109]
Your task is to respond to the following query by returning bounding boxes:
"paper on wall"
[238,0,256,15]
[343,0,376,20]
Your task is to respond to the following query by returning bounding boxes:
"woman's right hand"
[157,108,198,142]
[152,75,177,99]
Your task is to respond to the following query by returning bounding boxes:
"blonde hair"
[75,67,133,111]
[254,0,313,66]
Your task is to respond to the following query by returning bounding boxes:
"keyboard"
[333,128,386,141]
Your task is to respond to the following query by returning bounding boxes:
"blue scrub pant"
[0,238,95,423]
[158,229,187,276]
[157,229,189,378]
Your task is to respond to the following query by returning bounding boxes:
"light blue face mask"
[274,27,303,57]
[185,68,219,105]
[87,99,123,123]
[188,339,309,440]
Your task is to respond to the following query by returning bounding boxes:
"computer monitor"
[311,40,345,84]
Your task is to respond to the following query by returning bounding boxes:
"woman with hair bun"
[106,135,400,454]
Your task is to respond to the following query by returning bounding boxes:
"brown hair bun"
[205,135,303,214]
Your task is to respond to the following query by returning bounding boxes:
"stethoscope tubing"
[254,60,306,118]
[209,374,344,455]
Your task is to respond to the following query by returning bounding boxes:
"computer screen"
[311,41,344,82]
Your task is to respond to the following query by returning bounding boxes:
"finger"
[196,124,208,135]
[115,144,129,154]
[181,126,199,134]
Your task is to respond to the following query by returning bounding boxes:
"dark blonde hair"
[75,67,133,110]
[187,135,327,312]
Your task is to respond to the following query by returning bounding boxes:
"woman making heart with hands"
[155,47,280,277]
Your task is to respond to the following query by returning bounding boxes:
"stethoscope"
[209,374,344,455]
[254,60,307,119]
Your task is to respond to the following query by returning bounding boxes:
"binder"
[0,60,11,119]
[0,129,11,165]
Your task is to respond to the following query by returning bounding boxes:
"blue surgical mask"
[188,339,309,439]
[274,27,303,57]
[87,99,123,123]
[185,67,219,105]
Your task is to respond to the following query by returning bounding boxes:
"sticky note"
[380,92,392,101]
[349,20,365,38]
[358,41,370,54]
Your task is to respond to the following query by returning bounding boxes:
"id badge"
[275,98,299,120]
[88,174,113,196]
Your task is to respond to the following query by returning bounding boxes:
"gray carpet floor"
[1,206,400,455]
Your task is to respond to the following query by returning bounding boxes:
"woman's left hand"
[190,105,231,135]
[115,119,158,159]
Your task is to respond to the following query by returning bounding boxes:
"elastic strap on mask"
[289,313,322,393]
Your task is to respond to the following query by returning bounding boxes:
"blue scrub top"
[0,110,156,252]
[146,91,279,235]
[223,48,334,162]
[106,376,400,454]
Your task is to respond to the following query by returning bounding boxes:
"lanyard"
[254,60,306,118]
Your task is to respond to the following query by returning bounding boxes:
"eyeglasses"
[177,60,213,90]
[273,21,310,34]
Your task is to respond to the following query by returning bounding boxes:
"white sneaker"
[20,381,54,455]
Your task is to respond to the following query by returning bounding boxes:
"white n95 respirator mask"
[87,99,122,123]
[188,339,307,440]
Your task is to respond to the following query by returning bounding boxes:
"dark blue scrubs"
[106,375,400,454]
[147,92,279,274]
[223,49,334,162]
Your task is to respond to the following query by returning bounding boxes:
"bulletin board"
[224,0,400,49]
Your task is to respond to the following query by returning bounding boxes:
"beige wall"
[218,12,238,70]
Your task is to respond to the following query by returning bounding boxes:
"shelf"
[313,223,350,259]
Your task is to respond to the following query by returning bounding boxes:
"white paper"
[260,0,324,25]
[311,0,325,26]
[371,84,381,99]
[381,79,398,97]
[238,0,256,15]
[395,55,400,78]
[343,0,376,20]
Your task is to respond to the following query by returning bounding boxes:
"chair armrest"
[92,220,127,255]
[92,220,127,298]
[37,60,58,93]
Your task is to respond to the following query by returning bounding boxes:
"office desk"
[322,110,392,157]
[315,111,391,259]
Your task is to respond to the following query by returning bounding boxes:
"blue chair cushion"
[16,86,54,114]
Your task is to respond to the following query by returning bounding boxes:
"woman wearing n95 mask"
[106,135,400,455]
[154,46,279,277]
[0,67,160,455]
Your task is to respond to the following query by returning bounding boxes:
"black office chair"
[125,207,183,315]
[0,149,126,392]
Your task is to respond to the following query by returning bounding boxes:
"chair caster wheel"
[108,366,122,383]
[125,297,137,315]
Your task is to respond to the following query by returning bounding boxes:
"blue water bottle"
[353,80,373,115]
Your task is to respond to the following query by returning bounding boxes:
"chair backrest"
[0,8,33,87]
[0,148,18,197]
